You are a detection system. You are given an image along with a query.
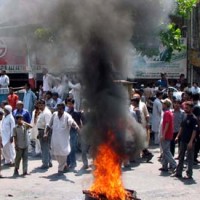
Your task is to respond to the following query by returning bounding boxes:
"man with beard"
[45,103,79,174]
[1,105,15,166]
[172,101,198,179]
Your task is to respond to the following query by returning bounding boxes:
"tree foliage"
[176,0,197,18]
[159,23,185,61]
[34,28,54,43]
[158,0,198,61]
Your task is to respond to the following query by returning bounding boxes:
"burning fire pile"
[89,131,128,199]
[83,132,141,200]
[80,34,145,200]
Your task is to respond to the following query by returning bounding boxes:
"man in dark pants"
[37,99,52,169]
[192,93,200,164]
[0,111,3,178]
[170,98,184,157]
[172,101,198,179]
[66,98,82,169]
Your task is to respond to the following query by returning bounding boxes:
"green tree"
[34,28,54,43]
[159,23,185,61]
[176,0,197,18]
[158,0,198,61]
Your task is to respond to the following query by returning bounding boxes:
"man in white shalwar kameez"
[152,91,163,145]
[68,79,81,111]
[30,101,41,155]
[1,105,16,165]
[45,103,79,174]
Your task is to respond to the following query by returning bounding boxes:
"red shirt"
[7,93,19,110]
[162,110,174,140]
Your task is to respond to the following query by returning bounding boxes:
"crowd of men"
[130,73,200,180]
[0,70,200,181]
[0,68,83,177]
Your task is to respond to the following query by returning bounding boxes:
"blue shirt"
[13,108,31,123]
[157,79,168,88]
[23,89,37,114]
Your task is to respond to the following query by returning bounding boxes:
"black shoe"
[23,172,31,176]
[80,165,89,170]
[124,164,131,168]
[49,163,53,168]
[13,169,19,176]
[39,165,49,169]
[146,153,154,162]
[159,167,168,172]
[193,161,198,165]
[4,162,15,167]
[57,171,64,176]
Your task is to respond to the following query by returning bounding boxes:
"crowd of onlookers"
[0,70,200,181]
[129,73,200,179]
[0,68,83,177]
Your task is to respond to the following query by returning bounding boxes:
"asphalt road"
[0,146,199,200]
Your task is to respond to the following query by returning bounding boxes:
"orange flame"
[90,131,127,200]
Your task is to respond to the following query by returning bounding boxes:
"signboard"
[0,37,27,73]
[189,49,200,67]
[0,64,26,72]
[129,38,187,79]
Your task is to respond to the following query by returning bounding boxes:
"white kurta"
[43,73,54,92]
[1,113,15,163]
[49,112,74,156]
[68,81,81,111]
[1,114,15,146]
[0,75,10,88]
[30,110,41,154]
[151,98,163,133]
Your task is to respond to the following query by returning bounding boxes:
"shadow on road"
[40,173,75,183]
[180,178,197,185]
[75,168,92,176]
[30,167,49,174]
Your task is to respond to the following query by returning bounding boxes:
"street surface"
[0,146,199,200]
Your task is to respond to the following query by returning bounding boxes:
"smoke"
[0,0,175,156]
[0,0,175,74]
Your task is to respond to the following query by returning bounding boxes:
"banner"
[0,37,27,73]
[130,38,187,79]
